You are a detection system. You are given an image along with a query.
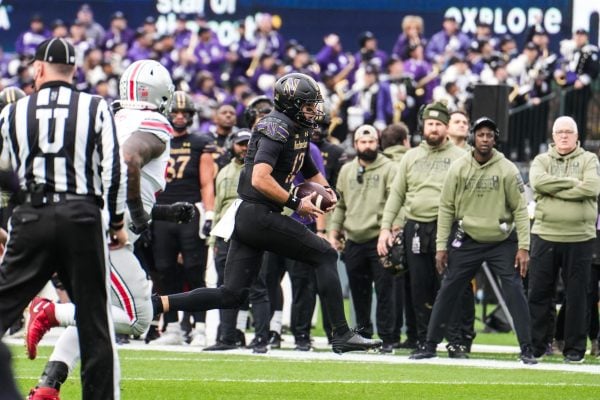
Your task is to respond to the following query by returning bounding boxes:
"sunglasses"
[357,165,365,184]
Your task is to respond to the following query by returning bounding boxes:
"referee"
[0,38,127,400]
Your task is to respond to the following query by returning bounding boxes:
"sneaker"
[26,297,58,360]
[268,331,282,349]
[294,335,313,352]
[28,386,60,400]
[380,342,395,354]
[564,352,585,363]
[148,325,185,346]
[203,341,238,351]
[144,325,160,344]
[409,342,437,360]
[189,329,206,347]
[520,344,538,365]
[331,330,382,354]
[252,337,268,354]
[447,343,469,359]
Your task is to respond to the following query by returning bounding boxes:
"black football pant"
[427,234,532,347]
[344,238,396,343]
[528,235,593,358]
[213,238,270,344]
[0,202,117,400]
[153,214,208,325]
[0,341,21,400]
[168,202,349,334]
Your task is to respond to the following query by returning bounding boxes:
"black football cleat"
[409,342,437,360]
[331,330,382,354]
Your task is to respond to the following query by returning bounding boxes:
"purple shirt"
[15,29,51,56]
[292,143,326,224]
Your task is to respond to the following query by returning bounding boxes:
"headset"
[244,95,274,128]
[468,117,500,147]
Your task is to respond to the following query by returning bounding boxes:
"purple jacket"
[425,30,471,63]
[392,34,427,60]
[15,29,51,56]
[403,59,437,104]
[315,45,352,77]
[102,28,135,51]
[194,39,226,80]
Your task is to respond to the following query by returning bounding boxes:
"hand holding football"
[291,182,335,211]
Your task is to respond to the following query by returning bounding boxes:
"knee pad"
[219,286,249,308]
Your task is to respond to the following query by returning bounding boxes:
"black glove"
[128,201,150,235]
[202,219,213,237]
[152,202,195,224]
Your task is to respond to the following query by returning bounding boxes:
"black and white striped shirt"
[0,81,126,220]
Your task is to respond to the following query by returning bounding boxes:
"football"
[291,182,335,211]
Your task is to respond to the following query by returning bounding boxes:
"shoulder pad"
[254,115,291,143]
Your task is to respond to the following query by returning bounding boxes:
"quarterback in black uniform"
[153,73,382,353]
[151,91,215,345]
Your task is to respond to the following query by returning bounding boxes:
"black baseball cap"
[31,38,76,65]
[472,117,498,132]
[231,130,252,144]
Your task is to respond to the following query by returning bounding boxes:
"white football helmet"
[119,60,174,116]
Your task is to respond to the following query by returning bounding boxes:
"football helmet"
[244,95,273,128]
[119,59,174,116]
[274,72,324,128]
[0,86,26,111]
[168,91,196,131]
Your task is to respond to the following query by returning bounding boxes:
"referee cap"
[32,38,76,65]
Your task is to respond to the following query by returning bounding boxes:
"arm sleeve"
[552,154,600,201]
[254,136,284,168]
[436,166,458,251]
[381,154,409,229]
[529,156,579,194]
[96,98,126,223]
[506,169,531,251]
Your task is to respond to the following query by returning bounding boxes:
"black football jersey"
[156,132,212,204]
[237,110,318,211]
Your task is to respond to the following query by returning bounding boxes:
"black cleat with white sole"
[331,330,382,354]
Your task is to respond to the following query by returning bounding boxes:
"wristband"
[205,210,215,220]
[109,221,125,231]
[284,194,301,210]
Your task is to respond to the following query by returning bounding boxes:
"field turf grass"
[10,344,600,400]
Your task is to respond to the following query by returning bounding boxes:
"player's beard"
[356,149,377,162]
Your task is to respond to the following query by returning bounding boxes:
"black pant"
[213,238,270,344]
[589,264,600,341]
[263,235,323,341]
[529,235,593,357]
[392,272,417,343]
[444,282,476,346]
[153,214,208,324]
[427,234,531,347]
[403,220,440,342]
[0,341,20,400]
[169,202,348,335]
[344,238,396,343]
[0,202,116,400]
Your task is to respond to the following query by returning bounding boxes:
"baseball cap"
[231,130,252,144]
[472,117,498,132]
[575,28,589,35]
[422,101,450,125]
[31,38,76,65]
[354,124,378,141]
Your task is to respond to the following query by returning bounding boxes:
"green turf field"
[10,344,600,400]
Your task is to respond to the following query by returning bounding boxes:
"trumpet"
[246,37,267,78]
[393,101,406,124]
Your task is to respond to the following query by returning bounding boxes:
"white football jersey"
[114,108,172,213]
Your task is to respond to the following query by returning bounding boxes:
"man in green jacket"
[409,117,536,364]
[528,116,600,363]
[329,124,398,353]
[378,101,466,353]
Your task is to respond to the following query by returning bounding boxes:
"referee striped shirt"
[0,81,126,221]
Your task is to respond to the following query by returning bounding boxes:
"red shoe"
[28,386,60,400]
[26,297,58,360]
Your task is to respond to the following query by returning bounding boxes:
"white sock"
[236,310,248,331]
[49,326,80,371]
[196,322,206,334]
[270,311,282,333]
[54,303,76,327]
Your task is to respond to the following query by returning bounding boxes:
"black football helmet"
[274,72,324,128]
[168,91,196,131]
[0,87,26,111]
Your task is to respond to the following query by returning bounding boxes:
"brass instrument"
[414,65,440,97]
[246,37,267,78]
[392,101,406,124]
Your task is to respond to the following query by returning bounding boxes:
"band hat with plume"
[422,100,450,125]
